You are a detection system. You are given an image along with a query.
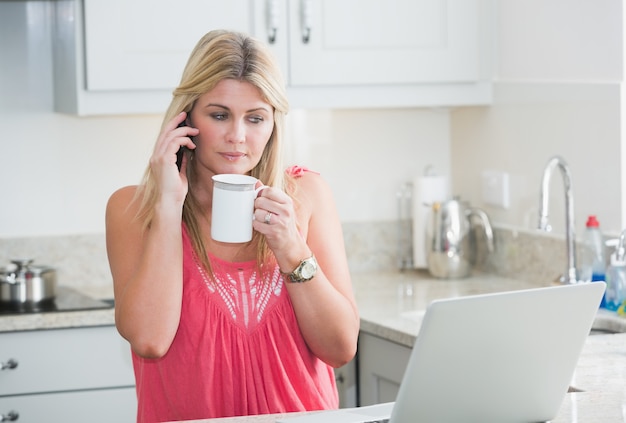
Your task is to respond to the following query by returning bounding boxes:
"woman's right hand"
[150,111,199,202]
[107,112,198,358]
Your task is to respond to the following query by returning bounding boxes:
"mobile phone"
[176,120,190,171]
[176,146,185,171]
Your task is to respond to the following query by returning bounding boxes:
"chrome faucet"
[538,155,578,284]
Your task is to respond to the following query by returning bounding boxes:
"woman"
[105,30,359,422]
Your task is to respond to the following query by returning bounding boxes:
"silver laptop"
[278,282,606,423]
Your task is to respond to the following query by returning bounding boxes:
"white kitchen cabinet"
[53,0,492,115]
[358,332,411,406]
[0,325,136,423]
[335,358,358,408]
[261,0,493,109]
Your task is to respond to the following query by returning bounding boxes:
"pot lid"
[0,259,55,277]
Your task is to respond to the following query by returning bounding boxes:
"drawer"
[0,326,134,396]
[0,387,136,423]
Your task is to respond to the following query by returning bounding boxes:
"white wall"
[451,0,624,236]
[285,108,450,223]
[0,1,450,237]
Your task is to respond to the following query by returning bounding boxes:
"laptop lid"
[390,282,605,423]
[278,282,605,423]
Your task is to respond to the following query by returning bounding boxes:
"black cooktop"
[0,286,113,315]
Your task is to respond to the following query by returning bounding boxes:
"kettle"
[425,198,495,278]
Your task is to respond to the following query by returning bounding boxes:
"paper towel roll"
[412,175,449,268]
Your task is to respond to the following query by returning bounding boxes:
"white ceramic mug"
[211,174,265,243]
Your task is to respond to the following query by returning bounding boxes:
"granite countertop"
[2,270,624,335]
[1,271,626,422]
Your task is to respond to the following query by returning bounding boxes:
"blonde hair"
[136,30,291,274]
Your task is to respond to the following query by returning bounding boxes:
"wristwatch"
[284,255,318,283]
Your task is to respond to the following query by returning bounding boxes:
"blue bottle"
[605,230,626,312]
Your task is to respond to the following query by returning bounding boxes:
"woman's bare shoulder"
[291,169,331,201]
[108,185,139,205]
[106,185,141,221]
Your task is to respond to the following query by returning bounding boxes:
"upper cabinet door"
[287,0,479,86]
[83,0,253,91]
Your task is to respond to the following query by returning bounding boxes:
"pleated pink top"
[132,222,338,422]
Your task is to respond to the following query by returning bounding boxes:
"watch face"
[301,261,316,279]
[289,256,317,283]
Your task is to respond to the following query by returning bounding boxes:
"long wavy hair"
[135,30,291,275]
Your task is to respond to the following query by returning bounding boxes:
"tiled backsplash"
[0,223,579,289]
[482,227,575,284]
[343,222,572,283]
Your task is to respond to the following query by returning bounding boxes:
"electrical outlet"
[481,170,510,209]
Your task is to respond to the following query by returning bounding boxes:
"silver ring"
[264,212,272,224]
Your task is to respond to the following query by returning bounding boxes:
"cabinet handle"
[0,411,19,422]
[335,373,345,384]
[266,0,279,44]
[0,359,18,371]
[300,0,313,43]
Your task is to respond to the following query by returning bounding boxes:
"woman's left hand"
[252,185,305,260]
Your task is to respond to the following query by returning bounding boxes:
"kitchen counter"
[2,271,624,335]
[1,271,626,422]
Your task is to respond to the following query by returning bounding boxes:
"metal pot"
[426,198,495,278]
[0,259,57,304]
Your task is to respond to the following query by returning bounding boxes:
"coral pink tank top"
[132,172,337,422]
